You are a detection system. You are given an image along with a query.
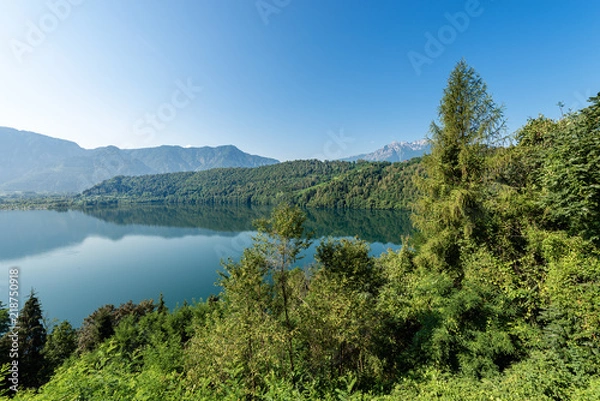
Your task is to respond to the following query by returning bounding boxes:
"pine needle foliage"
[413,60,505,274]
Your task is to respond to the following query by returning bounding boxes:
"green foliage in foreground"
[3,228,599,400]
[2,62,599,400]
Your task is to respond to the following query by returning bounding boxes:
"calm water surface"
[0,205,411,326]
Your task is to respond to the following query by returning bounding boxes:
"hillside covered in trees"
[80,157,422,210]
[2,61,600,400]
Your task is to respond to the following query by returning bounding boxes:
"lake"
[0,205,411,326]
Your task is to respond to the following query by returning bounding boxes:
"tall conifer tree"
[18,291,48,389]
[413,60,505,274]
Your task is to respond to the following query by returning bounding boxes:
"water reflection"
[0,205,412,326]
[81,204,413,244]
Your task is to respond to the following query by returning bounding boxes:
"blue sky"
[0,0,598,161]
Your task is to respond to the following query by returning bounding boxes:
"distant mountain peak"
[0,127,279,193]
[343,139,430,163]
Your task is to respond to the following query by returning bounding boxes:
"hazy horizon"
[1,1,598,161]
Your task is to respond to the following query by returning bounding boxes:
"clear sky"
[0,0,598,161]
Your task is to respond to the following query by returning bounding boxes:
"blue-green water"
[0,205,411,326]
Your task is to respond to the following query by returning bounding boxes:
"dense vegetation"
[79,157,422,210]
[0,158,421,211]
[0,193,72,211]
[2,61,600,399]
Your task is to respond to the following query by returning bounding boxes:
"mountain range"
[0,127,429,194]
[342,140,430,162]
[0,127,279,193]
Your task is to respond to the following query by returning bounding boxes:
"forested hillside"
[0,127,278,193]
[81,158,422,210]
[2,61,600,400]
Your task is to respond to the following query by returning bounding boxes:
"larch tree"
[253,203,312,383]
[413,60,505,275]
[188,204,312,392]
